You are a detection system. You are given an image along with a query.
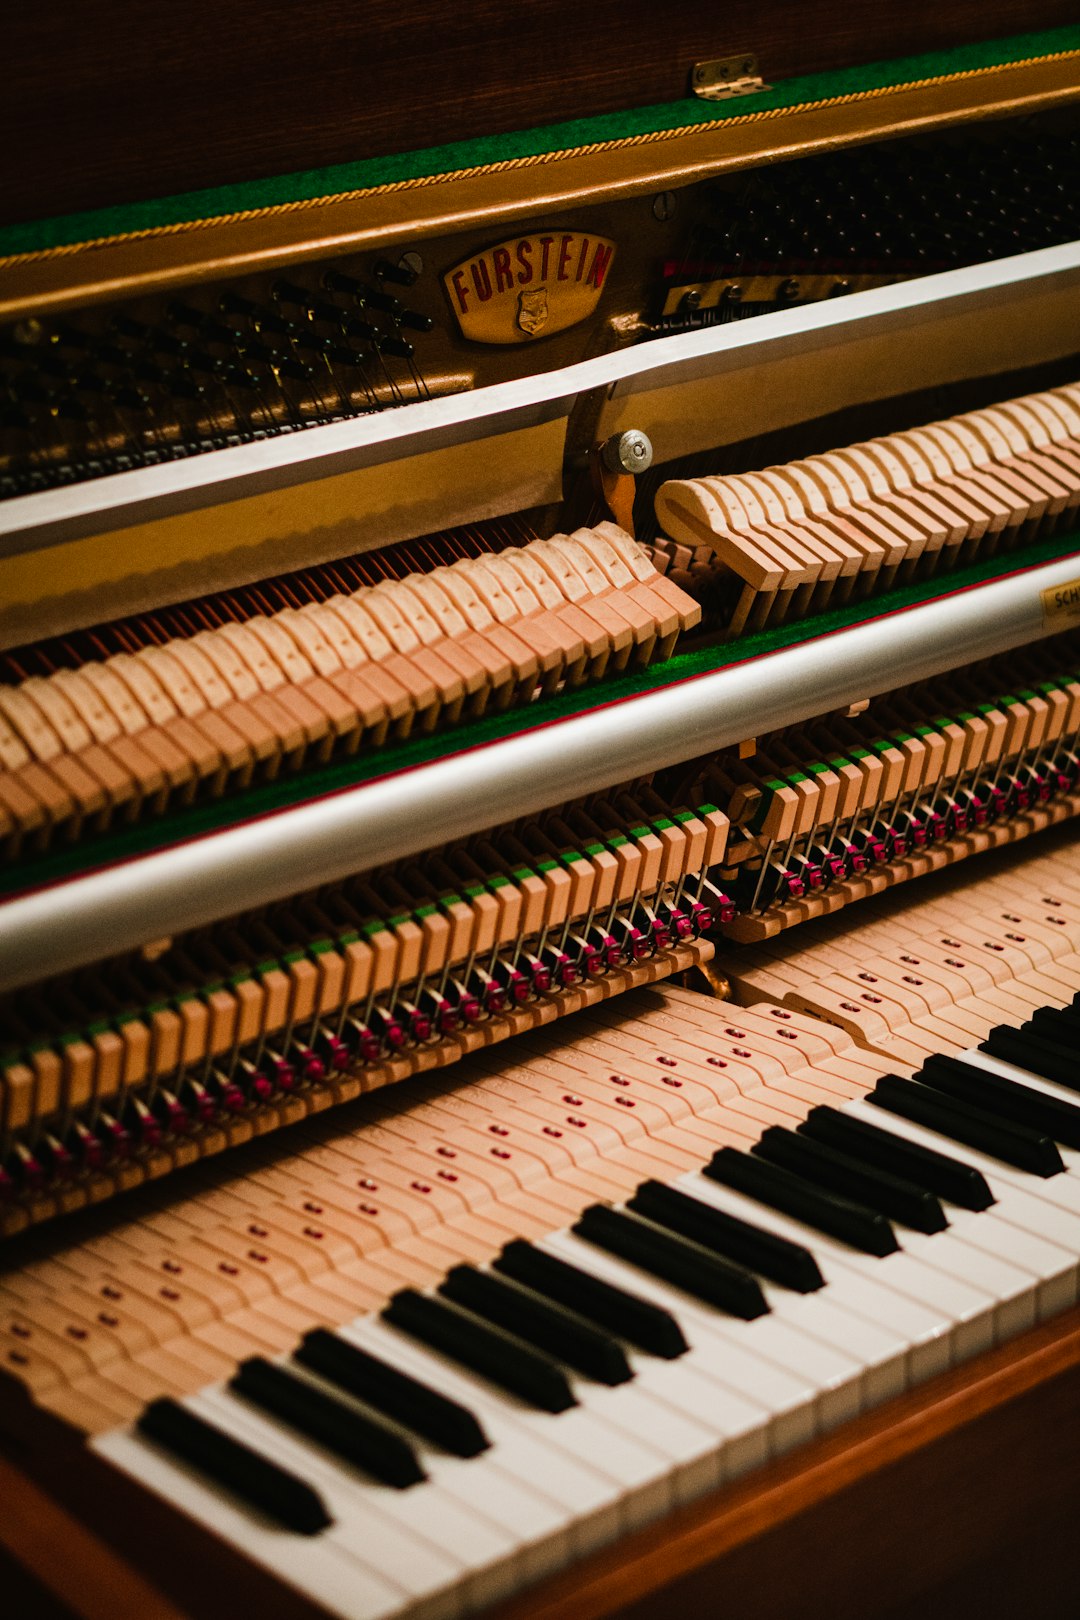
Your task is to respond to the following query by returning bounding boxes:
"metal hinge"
[691,52,770,101]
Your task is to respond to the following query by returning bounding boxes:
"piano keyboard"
[0,523,698,860]
[653,382,1080,636]
[64,829,1080,1619]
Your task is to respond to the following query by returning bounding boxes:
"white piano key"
[676,1172,1003,1360]
[961,1045,1080,1108]
[93,1426,406,1620]
[755,1281,909,1406]
[192,1385,465,1619]
[541,1230,818,1454]
[344,1317,659,1552]
[843,1096,1080,1216]
[558,1228,865,1433]
[840,1098,1080,1317]
[872,1216,1040,1335]
[272,1359,530,1613]
[675,1173,956,1382]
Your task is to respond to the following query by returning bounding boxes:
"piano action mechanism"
[2,7,1080,1617]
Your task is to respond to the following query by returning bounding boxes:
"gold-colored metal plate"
[443,231,617,344]
[1042,576,1080,629]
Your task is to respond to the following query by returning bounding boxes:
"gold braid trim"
[3,49,1078,271]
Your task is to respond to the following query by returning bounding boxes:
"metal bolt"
[723,283,743,304]
[778,277,801,301]
[13,318,43,346]
[398,251,423,280]
[679,289,701,312]
[601,429,654,475]
[830,278,852,297]
[652,192,677,223]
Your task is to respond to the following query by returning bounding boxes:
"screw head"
[723,283,743,304]
[778,277,801,301]
[13,318,44,346]
[652,191,677,223]
[398,251,423,280]
[602,429,654,475]
[679,289,701,312]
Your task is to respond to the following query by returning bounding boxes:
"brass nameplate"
[444,232,616,345]
[1041,577,1080,629]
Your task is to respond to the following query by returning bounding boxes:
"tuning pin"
[112,314,151,341]
[374,257,419,286]
[322,269,363,297]
[326,343,372,371]
[360,286,402,316]
[12,375,51,404]
[168,301,211,330]
[132,358,170,386]
[94,342,130,368]
[52,396,90,422]
[273,355,311,383]
[398,308,434,333]
[342,316,379,343]
[154,332,189,359]
[256,311,299,339]
[219,291,260,319]
[272,279,316,309]
[375,333,415,360]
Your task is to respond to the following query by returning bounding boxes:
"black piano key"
[981,1025,1079,1092]
[704,1146,899,1257]
[492,1240,688,1359]
[137,1397,332,1534]
[920,1053,1080,1149]
[438,1265,632,1385]
[627,1179,825,1293]
[295,1329,489,1457]
[1029,1004,1080,1042]
[572,1203,769,1318]
[752,1126,948,1234]
[382,1289,577,1413]
[231,1357,425,1488]
[799,1106,995,1211]
[868,1074,1064,1177]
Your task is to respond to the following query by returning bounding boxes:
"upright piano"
[1,5,1079,1616]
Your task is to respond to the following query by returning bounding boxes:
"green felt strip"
[2,26,1076,257]
[4,530,1078,900]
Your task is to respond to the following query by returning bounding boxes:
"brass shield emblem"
[517,289,549,336]
[443,231,616,345]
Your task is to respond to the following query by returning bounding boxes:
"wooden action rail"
[0,524,699,860]
[654,383,1080,635]
[0,787,729,1231]
[0,830,1073,1437]
[699,639,1080,935]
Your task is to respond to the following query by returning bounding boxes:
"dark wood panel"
[6,0,1077,225]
